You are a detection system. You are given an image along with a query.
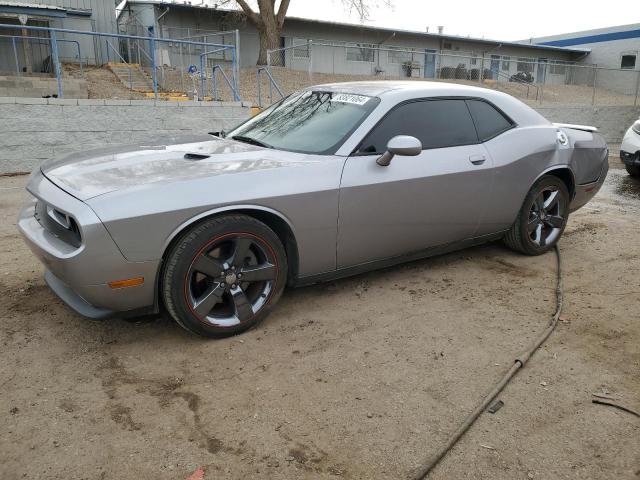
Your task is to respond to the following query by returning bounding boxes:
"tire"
[625,163,640,177]
[162,214,287,338]
[504,175,570,256]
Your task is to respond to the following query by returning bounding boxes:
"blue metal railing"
[210,64,240,101]
[256,67,284,107]
[200,47,240,101]
[1,34,82,77]
[0,23,238,100]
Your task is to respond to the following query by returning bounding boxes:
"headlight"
[632,120,640,135]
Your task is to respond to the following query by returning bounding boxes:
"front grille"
[34,201,82,248]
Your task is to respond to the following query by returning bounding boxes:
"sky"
[213,0,637,41]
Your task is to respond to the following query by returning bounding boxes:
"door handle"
[469,154,486,165]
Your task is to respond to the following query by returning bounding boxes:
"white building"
[529,23,640,95]
[0,0,118,71]
[116,0,588,83]
[529,23,640,71]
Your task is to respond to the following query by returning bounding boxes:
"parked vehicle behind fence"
[621,119,640,177]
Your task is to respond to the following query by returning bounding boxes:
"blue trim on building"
[540,29,640,47]
[0,6,67,18]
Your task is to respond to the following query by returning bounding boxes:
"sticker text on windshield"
[332,93,371,105]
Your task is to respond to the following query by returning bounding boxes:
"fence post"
[50,30,63,98]
[634,70,640,107]
[148,26,158,100]
[199,53,205,99]
[212,66,217,101]
[257,69,262,108]
[591,66,597,106]
[308,40,313,85]
[234,29,240,90]
[11,37,19,75]
[231,47,239,101]
[76,41,83,76]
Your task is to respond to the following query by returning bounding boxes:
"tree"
[221,0,391,65]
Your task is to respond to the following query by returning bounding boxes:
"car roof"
[309,80,550,128]
[310,80,493,98]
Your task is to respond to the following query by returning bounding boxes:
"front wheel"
[625,163,640,177]
[162,215,287,338]
[504,175,570,255]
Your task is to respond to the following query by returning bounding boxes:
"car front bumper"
[620,126,640,166]
[17,170,160,319]
[620,150,639,167]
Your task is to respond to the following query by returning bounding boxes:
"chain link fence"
[0,22,240,101]
[258,40,640,108]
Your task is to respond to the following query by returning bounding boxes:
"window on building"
[517,57,534,73]
[466,99,514,141]
[387,46,412,64]
[549,61,567,75]
[357,99,478,154]
[346,43,375,62]
[621,54,637,69]
[292,39,310,59]
[501,56,511,71]
[443,42,452,50]
[470,57,478,66]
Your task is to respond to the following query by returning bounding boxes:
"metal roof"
[117,0,590,54]
[0,1,65,10]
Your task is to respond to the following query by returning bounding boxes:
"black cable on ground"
[411,245,564,480]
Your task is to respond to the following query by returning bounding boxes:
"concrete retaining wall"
[0,98,251,173]
[0,75,88,99]
[0,100,636,174]
[535,105,640,144]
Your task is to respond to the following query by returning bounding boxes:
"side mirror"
[376,135,422,166]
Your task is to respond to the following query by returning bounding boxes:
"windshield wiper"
[231,135,273,149]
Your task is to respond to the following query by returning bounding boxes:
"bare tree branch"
[341,0,393,22]
[276,0,291,28]
[234,0,261,24]
[214,0,392,64]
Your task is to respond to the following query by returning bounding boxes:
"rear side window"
[358,99,478,153]
[466,99,514,141]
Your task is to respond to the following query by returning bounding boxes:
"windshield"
[226,90,379,154]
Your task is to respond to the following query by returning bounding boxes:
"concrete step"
[107,63,152,91]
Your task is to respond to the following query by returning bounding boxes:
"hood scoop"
[184,152,211,161]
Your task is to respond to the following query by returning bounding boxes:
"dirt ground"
[0,161,638,480]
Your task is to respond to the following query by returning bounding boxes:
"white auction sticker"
[331,93,371,105]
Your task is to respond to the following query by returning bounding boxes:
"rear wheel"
[162,215,287,338]
[625,163,640,177]
[504,175,570,255]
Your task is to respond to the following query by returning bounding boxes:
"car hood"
[41,135,306,200]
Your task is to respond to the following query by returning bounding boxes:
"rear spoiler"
[553,123,598,133]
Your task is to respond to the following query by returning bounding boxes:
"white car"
[621,119,640,177]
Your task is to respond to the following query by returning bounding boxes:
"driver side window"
[358,99,478,154]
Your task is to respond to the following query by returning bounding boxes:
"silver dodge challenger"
[18,81,608,337]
